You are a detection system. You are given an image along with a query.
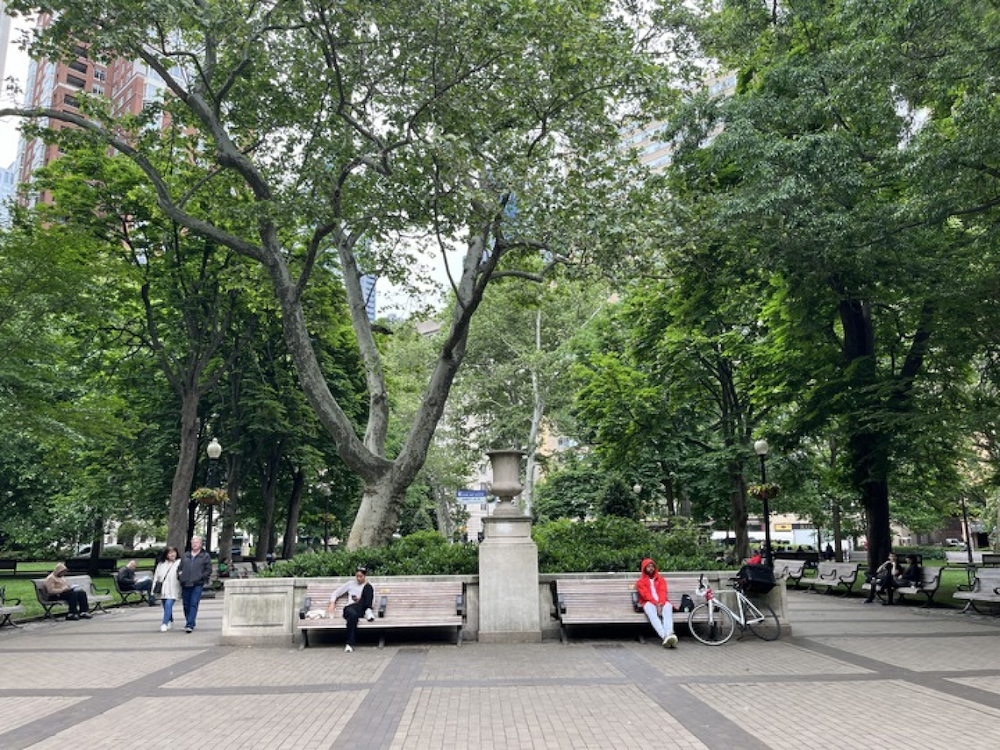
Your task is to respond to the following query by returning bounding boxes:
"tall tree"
[4,0,668,547]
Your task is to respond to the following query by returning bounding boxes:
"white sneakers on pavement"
[160,624,168,632]
[345,644,354,653]
[663,633,678,649]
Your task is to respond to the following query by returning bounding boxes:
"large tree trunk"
[218,461,240,567]
[347,483,406,549]
[283,468,305,559]
[168,390,202,551]
[256,444,281,561]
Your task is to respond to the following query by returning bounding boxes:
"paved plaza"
[2,590,1000,749]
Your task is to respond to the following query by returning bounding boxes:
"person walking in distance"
[153,546,182,631]
[326,565,375,652]
[636,558,678,649]
[178,536,212,633]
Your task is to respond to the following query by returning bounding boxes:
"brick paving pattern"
[1,588,999,748]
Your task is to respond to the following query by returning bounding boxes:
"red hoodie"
[635,557,670,608]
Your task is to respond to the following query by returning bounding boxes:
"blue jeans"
[181,584,203,629]
[161,598,175,626]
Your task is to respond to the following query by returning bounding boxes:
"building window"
[64,94,79,108]
[69,60,88,75]
[66,74,86,88]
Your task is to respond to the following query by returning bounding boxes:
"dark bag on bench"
[737,564,776,594]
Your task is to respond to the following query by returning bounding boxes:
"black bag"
[737,563,776,594]
[678,593,695,612]
[153,580,163,595]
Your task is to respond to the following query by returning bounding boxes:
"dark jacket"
[117,565,137,590]
[178,549,212,587]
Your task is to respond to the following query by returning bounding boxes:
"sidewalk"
[1,591,999,749]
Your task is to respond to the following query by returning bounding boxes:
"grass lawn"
[1,559,155,622]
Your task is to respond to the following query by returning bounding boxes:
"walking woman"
[153,546,181,631]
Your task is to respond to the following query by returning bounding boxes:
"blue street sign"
[456,489,489,504]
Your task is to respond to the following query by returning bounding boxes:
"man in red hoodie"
[636,558,678,648]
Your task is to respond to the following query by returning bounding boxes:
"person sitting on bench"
[117,559,155,605]
[326,565,375,653]
[43,563,91,620]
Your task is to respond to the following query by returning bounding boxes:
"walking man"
[179,536,212,632]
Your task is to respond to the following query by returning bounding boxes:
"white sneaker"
[665,633,678,649]
[160,624,168,632]
[165,622,172,631]
[364,608,375,621]
[345,644,353,653]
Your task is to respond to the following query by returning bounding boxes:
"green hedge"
[262,519,723,578]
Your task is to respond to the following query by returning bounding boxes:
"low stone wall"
[221,570,789,646]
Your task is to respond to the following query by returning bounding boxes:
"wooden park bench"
[802,562,861,596]
[113,573,152,605]
[860,566,943,607]
[551,576,703,643]
[0,559,17,576]
[297,579,465,648]
[773,550,821,570]
[953,570,1000,615]
[230,562,256,579]
[773,559,807,590]
[981,553,1000,568]
[0,586,25,628]
[64,557,118,575]
[32,575,114,618]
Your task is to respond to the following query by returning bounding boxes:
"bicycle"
[687,573,781,645]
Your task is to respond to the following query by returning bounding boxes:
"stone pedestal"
[478,511,541,643]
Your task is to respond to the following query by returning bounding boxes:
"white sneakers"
[662,633,678,649]
[344,644,353,653]
[364,608,375,621]
[160,624,169,632]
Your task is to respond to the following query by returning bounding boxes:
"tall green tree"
[4,0,670,547]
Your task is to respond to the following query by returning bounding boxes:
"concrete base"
[478,513,541,642]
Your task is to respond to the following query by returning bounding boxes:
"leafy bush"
[263,530,478,578]
[533,517,722,574]
[262,522,723,578]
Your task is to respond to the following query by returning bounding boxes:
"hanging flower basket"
[191,487,227,505]
[747,482,780,501]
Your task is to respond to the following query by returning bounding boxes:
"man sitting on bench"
[326,565,375,653]
[118,560,155,605]
[636,557,678,649]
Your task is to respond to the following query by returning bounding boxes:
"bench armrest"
[556,592,566,615]
[91,584,111,595]
[455,593,465,616]
[631,591,641,612]
[377,595,388,618]
[299,595,313,619]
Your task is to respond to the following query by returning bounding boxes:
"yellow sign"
[774,524,792,531]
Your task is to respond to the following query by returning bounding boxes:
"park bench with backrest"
[860,566,942,607]
[802,561,861,596]
[773,559,807,590]
[981,553,1000,567]
[32,575,114,618]
[551,576,703,643]
[953,570,1000,615]
[64,557,119,575]
[0,559,17,576]
[0,585,25,628]
[113,572,152,605]
[773,550,821,569]
[297,579,465,648]
[230,562,256,579]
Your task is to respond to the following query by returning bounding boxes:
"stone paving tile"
[161,647,393,688]
[0,697,88,734]
[389,684,708,750]
[0,649,204,689]
[948,675,1000,695]
[806,635,1000,672]
[420,643,624,681]
[685,679,1000,750]
[26,691,367,750]
[630,638,870,677]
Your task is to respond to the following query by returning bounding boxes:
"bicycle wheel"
[687,601,735,645]
[745,598,781,641]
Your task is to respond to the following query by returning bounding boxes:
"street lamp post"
[319,482,331,553]
[754,439,774,569]
[204,438,223,555]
